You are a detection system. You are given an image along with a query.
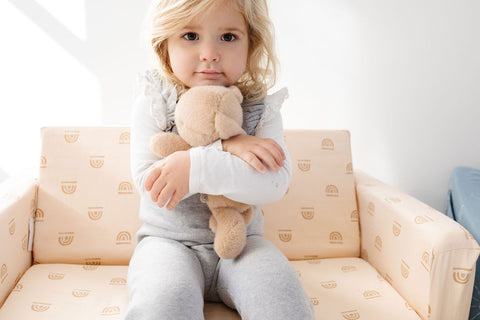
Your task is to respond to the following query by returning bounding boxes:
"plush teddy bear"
[150,85,253,259]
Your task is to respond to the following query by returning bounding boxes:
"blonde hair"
[145,0,278,102]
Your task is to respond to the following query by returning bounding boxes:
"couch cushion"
[35,128,359,264]
[293,257,422,320]
[0,264,239,319]
[35,127,141,265]
[0,259,421,319]
[0,264,129,319]
[262,130,360,259]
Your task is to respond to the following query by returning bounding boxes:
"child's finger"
[272,143,286,162]
[157,186,174,208]
[269,145,285,167]
[166,191,182,210]
[244,151,267,173]
[253,147,279,172]
[264,155,280,172]
[150,178,167,203]
[262,139,285,166]
[145,166,161,191]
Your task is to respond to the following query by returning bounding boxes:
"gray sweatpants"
[125,235,314,320]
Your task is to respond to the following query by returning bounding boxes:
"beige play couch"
[0,127,478,320]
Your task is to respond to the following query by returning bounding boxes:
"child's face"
[167,1,249,88]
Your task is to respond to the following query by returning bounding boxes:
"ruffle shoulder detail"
[257,87,289,129]
[137,69,177,131]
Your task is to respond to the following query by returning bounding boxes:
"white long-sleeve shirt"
[130,70,291,243]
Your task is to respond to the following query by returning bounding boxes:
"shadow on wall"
[9,0,152,124]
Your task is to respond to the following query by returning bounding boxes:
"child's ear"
[228,86,243,103]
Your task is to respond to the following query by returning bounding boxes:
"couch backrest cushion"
[262,130,360,260]
[35,127,140,265]
[35,127,359,264]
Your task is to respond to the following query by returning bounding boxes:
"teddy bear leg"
[211,208,246,259]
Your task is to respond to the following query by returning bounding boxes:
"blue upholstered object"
[445,167,480,320]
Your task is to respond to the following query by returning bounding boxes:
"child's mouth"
[197,70,223,79]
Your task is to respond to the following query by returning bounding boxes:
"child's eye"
[221,33,236,42]
[183,32,199,41]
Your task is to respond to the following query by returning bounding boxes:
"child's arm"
[144,150,190,210]
[221,134,286,174]
[130,93,191,210]
[189,110,291,206]
[130,93,162,196]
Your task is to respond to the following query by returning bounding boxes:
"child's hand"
[144,150,190,210]
[222,134,286,173]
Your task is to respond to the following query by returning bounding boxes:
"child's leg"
[125,236,205,320]
[216,235,314,320]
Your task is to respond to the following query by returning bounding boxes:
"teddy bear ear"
[228,86,243,103]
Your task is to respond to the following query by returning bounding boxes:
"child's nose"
[200,41,220,62]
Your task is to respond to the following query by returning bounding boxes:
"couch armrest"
[0,176,37,307]
[355,171,479,320]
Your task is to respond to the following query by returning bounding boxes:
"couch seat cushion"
[1,259,422,319]
[293,257,422,319]
[0,264,129,319]
[0,264,240,319]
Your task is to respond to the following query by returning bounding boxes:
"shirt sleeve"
[189,108,292,206]
[130,93,164,198]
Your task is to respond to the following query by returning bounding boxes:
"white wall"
[268,0,480,211]
[0,0,152,178]
[1,0,479,211]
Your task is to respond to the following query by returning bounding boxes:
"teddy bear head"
[175,85,245,147]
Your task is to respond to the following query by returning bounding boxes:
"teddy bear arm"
[214,112,246,140]
[150,132,192,158]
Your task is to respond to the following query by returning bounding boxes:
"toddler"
[126,0,314,319]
